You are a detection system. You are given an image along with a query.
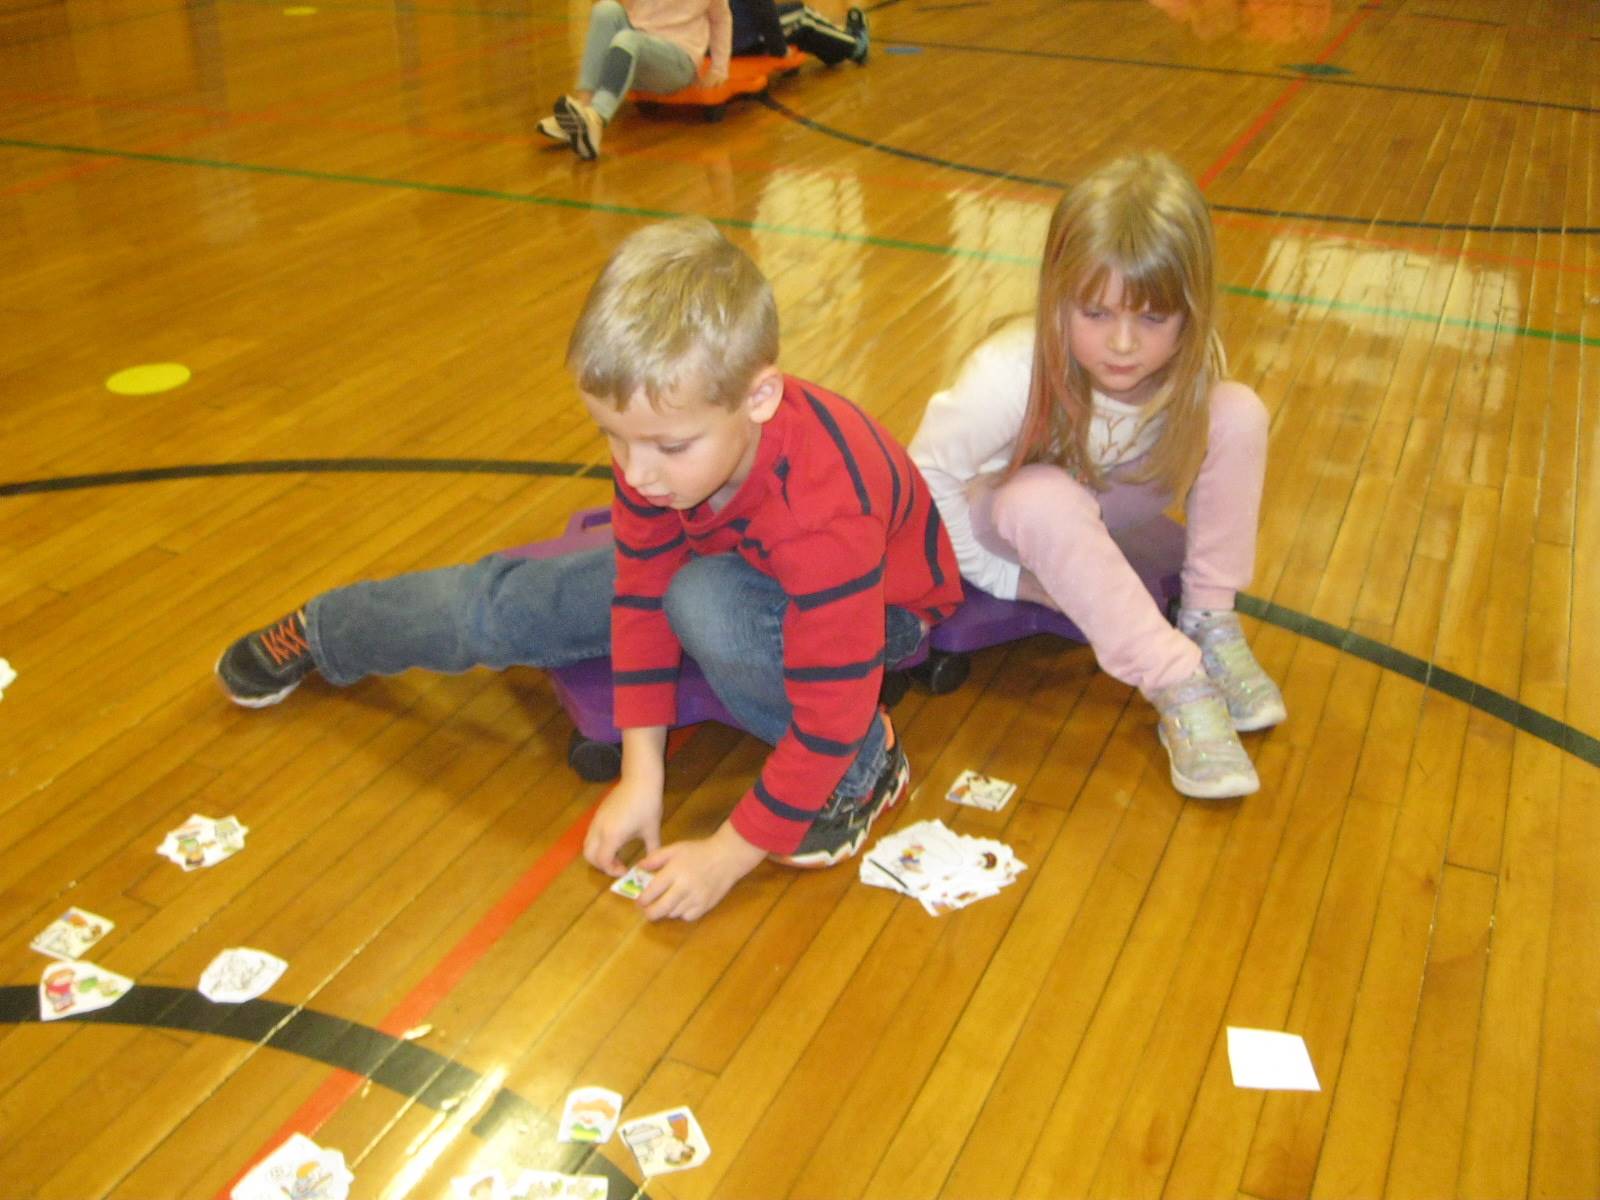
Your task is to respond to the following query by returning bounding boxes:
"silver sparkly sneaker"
[1149,671,1259,799]
[1179,609,1287,732]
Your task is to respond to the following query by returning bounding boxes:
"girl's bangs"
[1072,248,1186,315]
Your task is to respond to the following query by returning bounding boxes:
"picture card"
[508,1169,608,1200]
[31,907,114,960]
[557,1085,623,1144]
[619,1106,710,1177]
[231,1133,353,1200]
[945,769,1017,811]
[450,1169,509,1200]
[158,813,249,870]
[39,959,133,1021]
[609,866,654,901]
[1226,1026,1321,1091]
[200,948,288,1003]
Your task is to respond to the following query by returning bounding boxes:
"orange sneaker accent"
[259,611,310,665]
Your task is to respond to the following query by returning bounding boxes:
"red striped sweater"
[610,376,963,854]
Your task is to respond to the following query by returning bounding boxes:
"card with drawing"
[39,959,133,1021]
[557,1085,623,1144]
[619,1106,710,1177]
[609,866,654,900]
[200,948,288,1003]
[945,769,1018,811]
[31,907,114,960]
[158,814,249,871]
[231,1134,352,1200]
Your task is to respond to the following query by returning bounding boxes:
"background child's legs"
[576,0,698,119]
[664,552,923,796]
[980,464,1200,695]
[306,546,615,684]
[1180,382,1270,611]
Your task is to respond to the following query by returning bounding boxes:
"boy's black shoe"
[216,609,315,707]
[846,7,869,63]
[775,714,908,869]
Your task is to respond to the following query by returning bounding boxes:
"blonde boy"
[218,219,962,921]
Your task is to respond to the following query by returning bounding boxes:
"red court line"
[1197,2,1380,190]
[214,726,698,1199]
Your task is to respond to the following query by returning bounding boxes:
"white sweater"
[909,324,1161,599]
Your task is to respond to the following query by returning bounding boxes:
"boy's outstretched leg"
[216,546,616,706]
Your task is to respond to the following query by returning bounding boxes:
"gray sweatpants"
[578,0,699,120]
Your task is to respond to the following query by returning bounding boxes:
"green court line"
[3,134,1595,347]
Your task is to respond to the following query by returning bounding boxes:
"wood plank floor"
[3,0,1598,1197]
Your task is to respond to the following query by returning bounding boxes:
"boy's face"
[583,368,782,512]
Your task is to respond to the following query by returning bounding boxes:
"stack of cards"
[158,814,248,871]
[31,907,114,960]
[860,819,1026,915]
[945,769,1017,811]
[231,1135,352,1200]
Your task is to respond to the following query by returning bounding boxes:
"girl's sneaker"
[555,95,603,161]
[216,609,315,707]
[775,714,908,868]
[1179,609,1287,732]
[1149,672,1259,799]
[537,115,571,146]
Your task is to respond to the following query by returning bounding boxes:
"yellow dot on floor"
[283,5,318,13]
[105,363,191,396]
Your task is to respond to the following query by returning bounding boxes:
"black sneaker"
[216,609,315,707]
[775,713,908,869]
[846,7,869,63]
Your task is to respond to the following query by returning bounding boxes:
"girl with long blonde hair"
[911,152,1284,798]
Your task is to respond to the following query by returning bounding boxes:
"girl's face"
[1064,269,1185,405]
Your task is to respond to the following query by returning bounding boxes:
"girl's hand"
[702,62,728,88]
[634,823,765,921]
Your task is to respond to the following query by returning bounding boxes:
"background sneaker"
[776,715,908,868]
[1150,671,1259,799]
[555,95,603,160]
[537,115,571,145]
[216,609,315,708]
[1180,609,1287,731]
[846,6,869,62]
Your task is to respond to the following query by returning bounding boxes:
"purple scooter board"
[508,508,1182,779]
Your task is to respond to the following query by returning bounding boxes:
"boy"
[217,218,963,922]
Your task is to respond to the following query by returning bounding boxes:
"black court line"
[891,37,1600,118]
[0,457,612,497]
[756,96,1598,237]
[5,457,1595,769]
[0,985,641,1195]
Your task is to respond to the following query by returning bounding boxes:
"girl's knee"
[609,29,645,56]
[990,464,1098,543]
[592,0,625,19]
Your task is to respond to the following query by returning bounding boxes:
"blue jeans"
[304,549,923,797]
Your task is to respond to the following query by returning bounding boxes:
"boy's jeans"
[304,549,923,797]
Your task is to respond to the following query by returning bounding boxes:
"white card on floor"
[1226,1026,1321,1091]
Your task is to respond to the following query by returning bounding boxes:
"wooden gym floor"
[2,0,1597,1196]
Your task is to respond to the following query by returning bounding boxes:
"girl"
[539,0,733,161]
[910,152,1284,799]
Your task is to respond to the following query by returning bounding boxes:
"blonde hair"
[567,218,779,410]
[1007,152,1224,497]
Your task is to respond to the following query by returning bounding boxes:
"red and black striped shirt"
[610,375,963,854]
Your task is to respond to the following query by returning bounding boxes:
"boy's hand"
[636,822,765,922]
[585,780,663,875]
[584,727,667,875]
